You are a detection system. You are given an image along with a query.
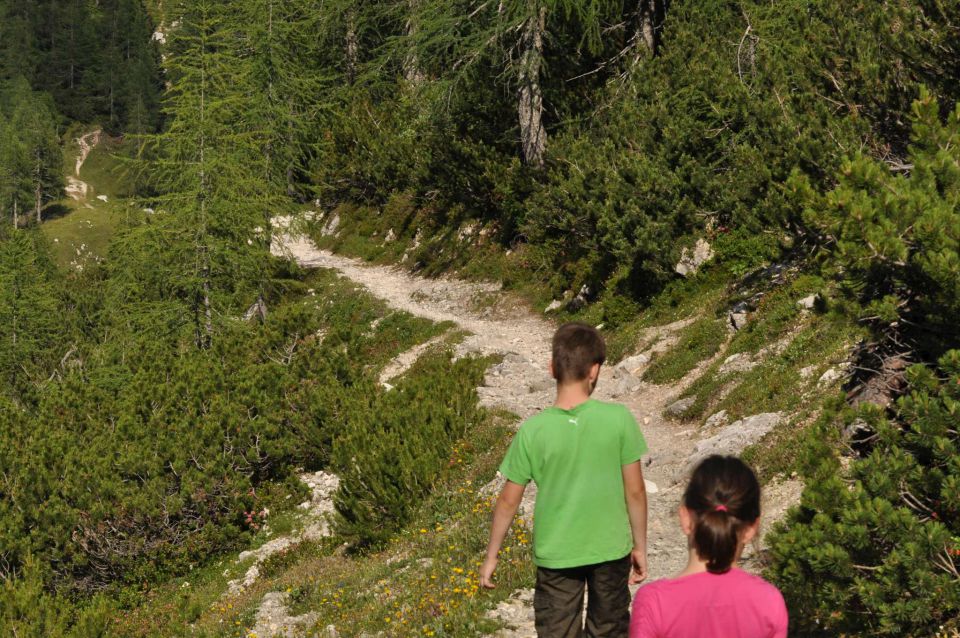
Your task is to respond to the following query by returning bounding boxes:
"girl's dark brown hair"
[683,455,761,574]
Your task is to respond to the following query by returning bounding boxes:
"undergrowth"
[115,411,534,638]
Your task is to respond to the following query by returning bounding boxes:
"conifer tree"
[0,230,61,398]
[0,79,62,224]
[132,0,274,348]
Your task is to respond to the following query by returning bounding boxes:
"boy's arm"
[479,480,526,588]
[622,460,648,584]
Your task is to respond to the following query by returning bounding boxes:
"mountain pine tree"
[0,230,62,399]
[768,351,960,636]
[796,90,960,356]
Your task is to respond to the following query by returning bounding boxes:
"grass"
[42,131,138,268]
[642,317,728,384]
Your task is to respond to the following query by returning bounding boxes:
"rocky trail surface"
[65,129,101,201]
[249,218,802,637]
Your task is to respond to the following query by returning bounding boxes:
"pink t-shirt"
[629,568,788,638]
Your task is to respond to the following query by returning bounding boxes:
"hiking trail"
[65,129,101,201]
[254,217,802,637]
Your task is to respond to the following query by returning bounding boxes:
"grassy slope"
[42,132,136,268]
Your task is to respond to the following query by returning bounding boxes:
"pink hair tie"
[714,504,728,513]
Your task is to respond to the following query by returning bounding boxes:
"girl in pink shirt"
[630,455,788,638]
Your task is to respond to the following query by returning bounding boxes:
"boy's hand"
[629,547,648,584]
[480,480,525,590]
[479,555,498,588]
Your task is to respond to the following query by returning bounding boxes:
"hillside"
[1,0,959,636]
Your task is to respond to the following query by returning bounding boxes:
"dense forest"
[0,0,958,636]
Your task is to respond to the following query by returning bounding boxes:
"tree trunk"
[403,0,424,86]
[13,199,18,229]
[517,5,547,167]
[196,35,213,350]
[34,148,42,224]
[345,10,358,85]
[633,0,662,61]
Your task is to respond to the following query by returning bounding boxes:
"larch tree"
[1,79,62,224]
[136,0,272,348]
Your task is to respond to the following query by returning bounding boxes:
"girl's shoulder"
[635,568,784,600]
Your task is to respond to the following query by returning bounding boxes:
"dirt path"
[269,220,797,637]
[65,129,101,201]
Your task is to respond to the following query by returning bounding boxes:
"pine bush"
[797,90,960,357]
[333,350,488,548]
[767,351,960,636]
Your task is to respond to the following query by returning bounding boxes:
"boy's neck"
[553,380,594,410]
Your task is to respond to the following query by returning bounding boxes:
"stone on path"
[665,397,695,418]
[683,412,783,476]
[486,589,536,638]
[251,592,318,638]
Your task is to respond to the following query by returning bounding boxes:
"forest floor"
[266,218,804,637]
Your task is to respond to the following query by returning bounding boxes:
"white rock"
[615,353,651,377]
[729,311,749,331]
[719,352,756,375]
[544,299,563,313]
[321,213,340,236]
[818,367,846,387]
[704,410,729,429]
[252,592,318,638]
[675,239,714,277]
[797,294,817,310]
[665,397,695,417]
[683,412,783,476]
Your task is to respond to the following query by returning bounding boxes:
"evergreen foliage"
[768,351,960,636]
[333,350,488,547]
[769,92,960,636]
[0,78,62,225]
[306,0,960,302]
[0,0,162,132]
[1,0,959,633]
[796,90,960,357]
[0,229,63,400]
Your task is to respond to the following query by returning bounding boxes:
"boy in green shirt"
[480,322,649,637]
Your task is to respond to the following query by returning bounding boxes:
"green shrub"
[798,91,960,357]
[767,350,960,636]
[0,558,115,638]
[333,350,488,548]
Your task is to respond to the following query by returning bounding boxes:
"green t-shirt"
[499,398,648,569]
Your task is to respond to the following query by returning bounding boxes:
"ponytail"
[683,455,761,574]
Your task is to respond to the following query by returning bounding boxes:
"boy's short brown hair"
[552,322,606,383]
